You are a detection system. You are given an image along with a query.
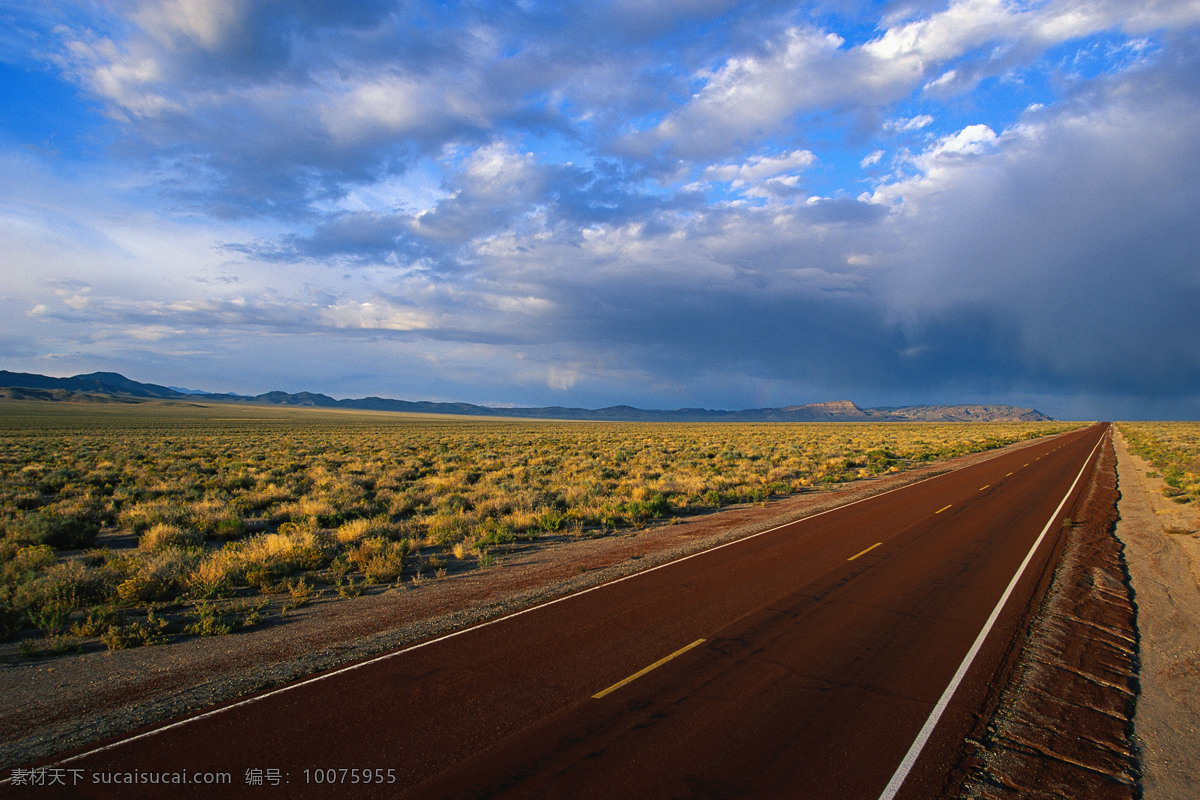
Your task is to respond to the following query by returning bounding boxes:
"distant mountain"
[0,370,1054,422]
[877,404,1055,422]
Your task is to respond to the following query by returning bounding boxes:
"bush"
[188,499,247,539]
[237,523,332,582]
[348,537,406,583]
[185,603,236,636]
[6,509,101,549]
[101,610,169,649]
[2,544,58,586]
[184,600,265,636]
[476,517,515,548]
[188,551,239,599]
[117,548,196,603]
[119,499,190,534]
[335,516,396,545]
[536,509,565,532]
[71,605,120,638]
[140,523,203,552]
[8,559,109,637]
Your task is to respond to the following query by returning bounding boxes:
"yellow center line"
[1005,472,1013,477]
[979,485,989,491]
[848,542,883,561]
[935,504,952,514]
[592,639,707,699]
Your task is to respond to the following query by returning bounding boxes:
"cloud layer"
[3,1,1199,418]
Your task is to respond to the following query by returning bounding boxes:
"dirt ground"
[2,428,1197,798]
[1112,428,1200,799]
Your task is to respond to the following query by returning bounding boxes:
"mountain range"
[0,370,1053,422]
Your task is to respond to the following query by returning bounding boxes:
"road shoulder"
[1112,427,1200,800]
[954,430,1139,799]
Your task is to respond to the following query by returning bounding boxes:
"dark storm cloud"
[870,41,1200,406]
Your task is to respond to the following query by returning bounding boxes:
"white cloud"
[134,0,248,52]
[864,0,1020,64]
[930,123,998,156]
[884,114,935,132]
[643,0,1177,163]
[643,27,850,158]
[924,69,958,91]
[860,150,885,168]
[320,76,433,144]
[704,149,816,183]
[320,300,434,332]
[867,123,1000,208]
[547,365,580,391]
[319,74,491,147]
[60,34,178,119]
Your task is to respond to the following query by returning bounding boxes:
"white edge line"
[875,426,1107,800]
[6,427,1090,778]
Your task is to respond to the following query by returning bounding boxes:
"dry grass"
[1118,422,1200,503]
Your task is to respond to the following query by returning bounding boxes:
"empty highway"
[8,424,1109,799]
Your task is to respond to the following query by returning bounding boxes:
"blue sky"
[2,0,1199,420]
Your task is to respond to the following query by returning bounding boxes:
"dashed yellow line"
[592,639,707,699]
[935,505,952,514]
[848,542,883,561]
[979,485,990,491]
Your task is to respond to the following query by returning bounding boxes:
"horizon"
[0,366,1113,420]
[5,366,1052,413]
[3,2,1199,422]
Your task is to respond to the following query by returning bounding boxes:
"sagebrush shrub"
[140,523,203,552]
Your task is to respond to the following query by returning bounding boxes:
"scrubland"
[1117,422,1200,504]
[0,401,1080,657]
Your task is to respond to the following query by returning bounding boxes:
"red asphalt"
[6,424,1109,800]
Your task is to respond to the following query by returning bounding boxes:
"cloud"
[869,48,1200,401]
[320,300,435,332]
[929,123,997,156]
[4,1,1200,418]
[635,27,855,160]
[860,150,884,168]
[884,114,935,132]
[703,149,817,183]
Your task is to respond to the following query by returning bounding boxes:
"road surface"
[6,424,1110,799]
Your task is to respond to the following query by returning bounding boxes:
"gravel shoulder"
[1112,427,1200,799]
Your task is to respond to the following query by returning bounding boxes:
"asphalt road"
[7,423,1109,800]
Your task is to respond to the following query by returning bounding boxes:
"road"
[7,423,1109,799]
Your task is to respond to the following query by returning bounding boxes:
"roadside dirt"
[1111,428,1200,799]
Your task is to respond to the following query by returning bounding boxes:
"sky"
[1,0,1198,420]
